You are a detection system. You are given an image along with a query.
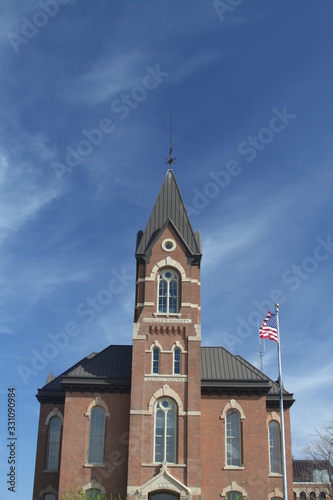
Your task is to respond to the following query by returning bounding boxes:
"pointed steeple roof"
[136,169,201,260]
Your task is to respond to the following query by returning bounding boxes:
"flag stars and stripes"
[259,311,278,342]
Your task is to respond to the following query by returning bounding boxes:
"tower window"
[152,347,160,374]
[158,269,178,314]
[173,348,181,374]
[154,398,177,463]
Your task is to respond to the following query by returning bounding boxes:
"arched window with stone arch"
[158,269,179,314]
[45,409,63,471]
[154,397,177,463]
[87,406,106,465]
[152,346,160,374]
[226,409,242,467]
[172,343,182,375]
[268,420,281,474]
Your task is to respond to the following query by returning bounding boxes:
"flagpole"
[276,303,288,500]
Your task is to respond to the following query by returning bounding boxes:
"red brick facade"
[33,170,295,500]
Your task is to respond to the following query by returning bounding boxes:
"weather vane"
[165,110,176,169]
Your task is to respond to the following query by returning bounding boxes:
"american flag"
[259,311,278,342]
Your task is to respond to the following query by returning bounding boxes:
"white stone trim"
[150,257,187,280]
[182,278,201,284]
[267,411,281,426]
[39,484,58,497]
[144,317,191,324]
[130,409,200,416]
[268,487,283,499]
[144,376,187,382]
[221,481,248,498]
[45,407,64,426]
[128,461,192,499]
[82,479,106,495]
[149,340,163,351]
[162,238,176,252]
[85,395,110,418]
[147,385,184,415]
[220,399,246,420]
[133,322,146,339]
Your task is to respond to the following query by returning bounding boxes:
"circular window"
[162,238,176,252]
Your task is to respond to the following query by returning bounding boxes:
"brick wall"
[58,391,130,499]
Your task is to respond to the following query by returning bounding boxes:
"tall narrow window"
[158,269,178,314]
[173,348,181,374]
[88,406,105,465]
[154,398,177,463]
[44,495,57,500]
[152,347,160,374]
[269,420,281,474]
[226,410,241,466]
[46,416,61,470]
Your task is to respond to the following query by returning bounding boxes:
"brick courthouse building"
[33,168,295,499]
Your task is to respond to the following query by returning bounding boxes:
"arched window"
[300,492,307,500]
[154,398,177,463]
[173,347,181,374]
[46,416,61,470]
[44,495,57,500]
[158,269,178,314]
[88,406,105,465]
[310,493,317,500]
[152,347,160,374]
[269,420,281,474]
[293,493,297,500]
[85,490,102,499]
[226,410,241,466]
[226,493,243,500]
[319,492,326,499]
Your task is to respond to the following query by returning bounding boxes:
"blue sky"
[1,1,333,498]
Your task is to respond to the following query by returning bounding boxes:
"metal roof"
[136,169,201,258]
[36,345,293,406]
[64,344,132,379]
[201,347,268,382]
[293,459,333,482]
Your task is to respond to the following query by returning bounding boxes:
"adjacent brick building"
[33,168,295,499]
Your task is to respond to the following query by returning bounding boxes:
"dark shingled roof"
[36,344,294,407]
[136,169,201,258]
